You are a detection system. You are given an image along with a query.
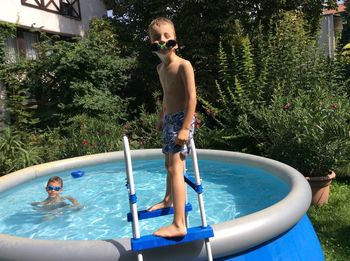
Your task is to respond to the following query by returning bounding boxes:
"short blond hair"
[47,176,63,187]
[148,17,176,38]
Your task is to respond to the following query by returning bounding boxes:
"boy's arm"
[64,196,81,206]
[156,102,166,131]
[157,63,166,131]
[177,60,197,143]
[31,200,44,206]
[31,198,49,206]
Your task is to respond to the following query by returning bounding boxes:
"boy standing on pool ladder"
[147,17,197,238]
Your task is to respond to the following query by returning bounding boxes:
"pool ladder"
[123,136,214,261]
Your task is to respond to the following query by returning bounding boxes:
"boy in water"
[31,176,82,208]
[147,17,197,238]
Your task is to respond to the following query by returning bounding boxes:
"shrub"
[0,18,136,131]
[0,128,42,175]
[201,11,350,175]
[239,86,350,176]
[58,114,125,158]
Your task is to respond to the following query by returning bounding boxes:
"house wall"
[0,82,5,129]
[319,15,335,58]
[0,0,107,36]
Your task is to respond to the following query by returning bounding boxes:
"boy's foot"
[147,200,172,212]
[153,224,187,238]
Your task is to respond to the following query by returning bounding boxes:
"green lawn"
[307,179,350,261]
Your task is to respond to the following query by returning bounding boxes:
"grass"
[307,178,350,261]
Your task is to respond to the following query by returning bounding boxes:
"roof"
[322,4,346,15]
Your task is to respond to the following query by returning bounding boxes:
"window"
[23,31,39,60]
[21,0,81,20]
[4,37,19,63]
[61,0,74,17]
[4,29,39,63]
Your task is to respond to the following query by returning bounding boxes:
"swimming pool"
[0,149,323,261]
[0,160,288,240]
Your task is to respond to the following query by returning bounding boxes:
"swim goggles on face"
[151,39,177,52]
[46,185,61,191]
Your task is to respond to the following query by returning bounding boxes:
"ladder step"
[131,225,214,251]
[127,203,193,222]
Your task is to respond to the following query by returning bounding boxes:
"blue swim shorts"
[162,111,195,156]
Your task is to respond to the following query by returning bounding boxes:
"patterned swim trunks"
[162,111,195,156]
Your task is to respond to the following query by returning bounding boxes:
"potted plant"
[239,85,350,205]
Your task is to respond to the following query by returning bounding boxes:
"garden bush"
[201,11,350,175]
[0,18,136,131]
[0,128,42,175]
[239,86,350,176]
[58,114,125,158]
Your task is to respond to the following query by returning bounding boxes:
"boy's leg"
[153,152,187,237]
[147,156,173,211]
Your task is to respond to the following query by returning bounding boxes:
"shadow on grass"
[334,225,350,249]
[308,179,350,260]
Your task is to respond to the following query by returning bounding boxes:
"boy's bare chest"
[159,66,182,89]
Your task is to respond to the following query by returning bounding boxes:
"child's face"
[46,181,62,198]
[149,22,177,53]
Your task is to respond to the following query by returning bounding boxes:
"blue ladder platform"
[131,225,214,251]
[127,203,193,222]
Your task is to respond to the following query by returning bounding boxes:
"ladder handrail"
[190,138,208,227]
[123,136,143,261]
[190,139,213,261]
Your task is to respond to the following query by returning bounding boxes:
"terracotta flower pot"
[305,171,336,206]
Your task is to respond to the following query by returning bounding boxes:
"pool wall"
[0,149,319,261]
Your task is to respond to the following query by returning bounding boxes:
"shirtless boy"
[147,17,197,238]
[31,176,82,208]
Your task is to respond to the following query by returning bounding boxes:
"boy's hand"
[176,129,189,146]
[156,120,163,131]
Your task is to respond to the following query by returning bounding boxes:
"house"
[0,0,107,61]
[319,3,347,58]
[0,0,107,128]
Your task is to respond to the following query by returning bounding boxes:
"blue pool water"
[0,159,289,240]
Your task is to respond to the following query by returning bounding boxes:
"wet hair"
[148,17,176,39]
[47,176,63,187]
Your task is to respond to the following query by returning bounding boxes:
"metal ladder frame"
[123,136,213,261]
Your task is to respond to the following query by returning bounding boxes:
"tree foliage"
[1,2,348,176]
[0,22,16,64]
[202,11,350,175]
[104,0,338,109]
[0,18,136,130]
[340,0,350,46]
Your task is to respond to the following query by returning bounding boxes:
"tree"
[200,11,349,153]
[340,0,350,46]
[0,18,136,130]
[104,0,337,112]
